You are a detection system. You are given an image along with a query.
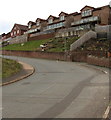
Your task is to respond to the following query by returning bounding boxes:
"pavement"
[2,56,110,118]
[1,61,35,86]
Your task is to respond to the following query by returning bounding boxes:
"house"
[45,14,66,31]
[36,18,47,31]
[71,5,111,31]
[27,4,111,39]
[11,23,28,38]
[56,5,111,38]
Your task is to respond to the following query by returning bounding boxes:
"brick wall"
[28,33,55,41]
[2,50,71,61]
[2,50,110,68]
[87,55,111,68]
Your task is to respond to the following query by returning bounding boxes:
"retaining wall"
[9,34,28,44]
[2,50,110,68]
[28,33,55,41]
[2,50,71,61]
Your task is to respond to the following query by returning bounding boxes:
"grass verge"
[2,58,22,79]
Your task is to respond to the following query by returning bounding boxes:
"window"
[36,21,40,26]
[17,30,19,34]
[60,16,65,21]
[28,24,31,29]
[14,31,16,35]
[11,32,13,36]
[48,19,53,24]
[82,10,92,17]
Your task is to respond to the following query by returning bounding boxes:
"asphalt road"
[2,56,109,118]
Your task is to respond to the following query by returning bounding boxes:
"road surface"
[2,56,109,118]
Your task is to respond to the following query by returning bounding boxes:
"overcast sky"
[0,0,111,34]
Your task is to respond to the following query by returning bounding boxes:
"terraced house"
[1,4,111,42]
[11,24,28,38]
[27,4,111,39]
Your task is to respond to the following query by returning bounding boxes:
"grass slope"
[2,58,22,79]
[3,39,50,51]
[3,37,79,52]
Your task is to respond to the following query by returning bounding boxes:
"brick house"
[36,18,47,31]
[11,23,28,38]
[45,14,67,31]
[27,4,111,39]
[71,5,111,31]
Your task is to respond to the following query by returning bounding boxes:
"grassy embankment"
[1,58,21,79]
[2,37,79,52]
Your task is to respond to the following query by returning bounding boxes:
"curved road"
[2,56,109,118]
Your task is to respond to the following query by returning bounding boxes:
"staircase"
[70,30,97,51]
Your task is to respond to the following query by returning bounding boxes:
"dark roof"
[28,21,36,26]
[47,15,58,20]
[59,11,69,16]
[36,18,46,22]
[80,5,95,11]
[68,12,78,16]
[93,5,110,11]
[15,24,28,31]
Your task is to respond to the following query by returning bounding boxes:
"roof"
[47,15,58,20]
[15,24,28,31]
[93,5,110,11]
[68,12,78,16]
[59,11,69,16]
[36,18,46,22]
[80,5,95,11]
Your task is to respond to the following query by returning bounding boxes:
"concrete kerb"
[0,61,35,86]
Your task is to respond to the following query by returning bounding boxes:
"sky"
[0,0,111,34]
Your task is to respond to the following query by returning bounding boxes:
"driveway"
[2,56,109,118]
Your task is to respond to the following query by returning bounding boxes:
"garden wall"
[2,50,110,68]
[2,50,71,61]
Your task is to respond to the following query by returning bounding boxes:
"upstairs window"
[11,32,13,36]
[48,18,53,24]
[28,23,31,29]
[60,16,65,21]
[36,21,40,26]
[17,30,19,34]
[14,31,16,35]
[82,10,92,17]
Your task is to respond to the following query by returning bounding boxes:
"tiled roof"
[36,18,46,22]
[80,5,95,11]
[59,11,69,16]
[15,24,28,31]
[68,12,78,16]
[47,15,58,20]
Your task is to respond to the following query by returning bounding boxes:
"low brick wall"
[2,50,110,68]
[71,52,87,62]
[28,33,55,41]
[87,55,111,68]
[71,51,110,68]
[2,50,71,61]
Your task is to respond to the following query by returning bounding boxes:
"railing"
[71,16,100,26]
